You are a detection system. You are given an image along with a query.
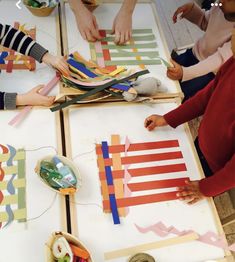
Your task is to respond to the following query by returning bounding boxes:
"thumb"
[170,58,179,68]
[32,85,45,93]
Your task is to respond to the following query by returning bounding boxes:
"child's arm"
[0,24,69,75]
[0,86,55,110]
[199,154,235,197]
[173,2,210,31]
[182,41,232,82]
[144,78,216,131]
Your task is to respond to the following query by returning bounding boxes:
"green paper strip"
[1,195,18,206]
[51,80,117,112]
[102,43,157,50]
[0,151,25,162]
[0,208,26,222]
[102,35,156,42]
[17,151,26,223]
[157,57,171,67]
[51,70,149,112]
[105,29,153,34]
[0,178,25,190]
[104,60,162,66]
[96,51,160,58]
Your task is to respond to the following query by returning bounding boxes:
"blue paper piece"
[110,194,120,224]
[0,52,8,64]
[68,58,97,78]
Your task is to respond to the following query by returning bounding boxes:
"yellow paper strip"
[0,151,25,162]
[0,178,26,190]
[111,135,125,217]
[104,233,199,260]
[109,67,125,77]
[2,166,18,175]
[1,195,18,206]
[0,208,26,222]
[130,39,145,70]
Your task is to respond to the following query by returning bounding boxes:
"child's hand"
[16,85,55,107]
[167,59,183,80]
[144,114,168,131]
[42,53,70,77]
[177,180,205,205]
[112,9,132,45]
[173,3,194,23]
[74,4,102,42]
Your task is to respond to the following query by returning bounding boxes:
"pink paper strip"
[96,57,105,68]
[95,41,103,53]
[135,221,232,251]
[8,74,60,126]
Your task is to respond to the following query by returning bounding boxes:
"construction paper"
[105,29,154,34]
[103,151,183,166]
[100,43,158,49]
[8,74,60,126]
[104,59,161,66]
[99,163,187,180]
[0,22,36,72]
[102,142,120,224]
[128,178,189,192]
[104,233,198,260]
[102,35,156,42]
[103,191,179,210]
[0,145,26,229]
[135,221,235,251]
[96,139,179,154]
[97,50,160,58]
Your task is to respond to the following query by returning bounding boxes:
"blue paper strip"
[68,58,97,78]
[101,141,120,224]
[112,83,130,91]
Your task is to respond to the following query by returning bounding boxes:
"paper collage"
[0,22,36,72]
[90,29,170,71]
[96,135,189,224]
[0,144,26,229]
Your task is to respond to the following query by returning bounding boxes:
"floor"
[154,0,235,259]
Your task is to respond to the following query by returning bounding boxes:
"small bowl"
[23,0,57,17]
[46,231,94,262]
[35,155,82,195]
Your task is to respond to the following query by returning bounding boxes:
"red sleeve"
[164,79,216,128]
[199,154,235,197]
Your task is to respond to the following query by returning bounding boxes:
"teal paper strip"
[104,60,162,66]
[102,34,156,42]
[108,50,160,58]
[101,43,158,50]
[105,29,153,34]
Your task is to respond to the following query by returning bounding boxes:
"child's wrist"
[16,94,26,106]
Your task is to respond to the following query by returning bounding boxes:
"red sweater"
[164,57,235,197]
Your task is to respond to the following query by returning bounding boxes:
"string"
[25,146,58,154]
[27,192,58,222]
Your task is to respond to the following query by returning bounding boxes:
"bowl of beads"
[35,155,82,195]
[46,231,93,262]
[23,0,59,17]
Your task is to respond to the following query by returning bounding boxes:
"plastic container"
[35,155,82,195]
[23,0,57,17]
[46,231,94,262]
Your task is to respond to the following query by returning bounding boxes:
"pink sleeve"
[182,41,233,82]
[199,154,235,197]
[184,3,210,31]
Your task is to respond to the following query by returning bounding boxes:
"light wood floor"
[154,0,235,259]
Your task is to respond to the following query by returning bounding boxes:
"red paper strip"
[99,163,187,180]
[103,191,178,210]
[128,177,189,192]
[96,140,179,154]
[103,151,183,166]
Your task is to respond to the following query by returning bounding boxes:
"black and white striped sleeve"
[0,23,48,63]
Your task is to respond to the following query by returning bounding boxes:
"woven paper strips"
[0,145,26,229]
[90,29,169,70]
[96,135,189,224]
[0,22,36,72]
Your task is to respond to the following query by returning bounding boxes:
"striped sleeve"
[0,23,48,62]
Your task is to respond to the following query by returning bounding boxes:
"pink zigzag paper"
[135,221,234,251]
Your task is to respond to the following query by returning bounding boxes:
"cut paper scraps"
[0,22,36,72]
[135,221,235,252]
[90,29,170,70]
[96,135,189,224]
[0,144,26,229]
[50,52,149,112]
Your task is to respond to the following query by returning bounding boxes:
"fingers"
[144,117,156,131]
[114,31,121,45]
[40,96,55,107]
[31,85,45,93]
